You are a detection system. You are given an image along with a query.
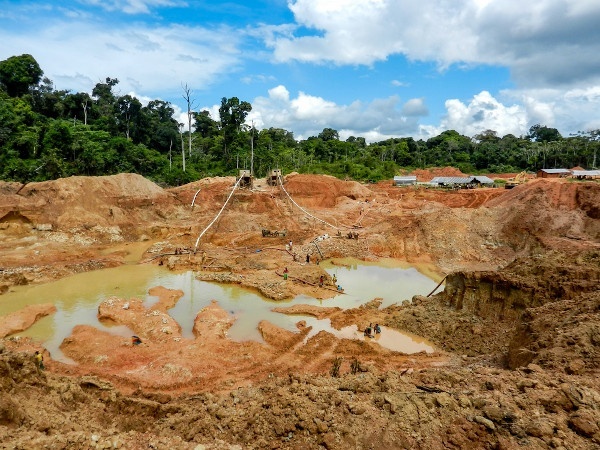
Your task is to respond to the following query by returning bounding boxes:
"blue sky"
[1,0,600,142]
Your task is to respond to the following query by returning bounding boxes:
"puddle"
[1,259,443,361]
[99,241,154,264]
[318,257,443,308]
[300,318,435,353]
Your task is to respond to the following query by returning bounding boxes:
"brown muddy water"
[1,258,441,361]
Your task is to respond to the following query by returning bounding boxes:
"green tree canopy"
[218,97,252,156]
[528,124,562,142]
[0,54,43,97]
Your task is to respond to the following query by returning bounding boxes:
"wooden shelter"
[236,169,253,188]
[266,169,283,186]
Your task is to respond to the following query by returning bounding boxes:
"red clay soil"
[0,171,599,449]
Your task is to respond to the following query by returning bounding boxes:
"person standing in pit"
[34,351,44,371]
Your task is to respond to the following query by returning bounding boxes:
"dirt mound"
[410,166,468,182]
[0,173,178,236]
[486,178,598,212]
[485,180,600,252]
[282,173,374,208]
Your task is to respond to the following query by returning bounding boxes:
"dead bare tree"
[82,98,88,126]
[178,123,185,171]
[181,83,198,172]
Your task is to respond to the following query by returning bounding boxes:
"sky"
[1,0,600,142]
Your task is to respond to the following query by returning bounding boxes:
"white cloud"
[199,84,600,143]
[273,0,600,88]
[391,80,409,87]
[438,91,528,137]
[507,86,600,134]
[272,0,480,66]
[241,85,430,142]
[401,98,428,117]
[262,0,600,137]
[240,74,277,85]
[80,0,182,15]
[0,20,242,100]
[2,0,599,143]
[433,87,600,138]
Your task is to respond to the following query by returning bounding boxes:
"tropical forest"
[1,54,598,186]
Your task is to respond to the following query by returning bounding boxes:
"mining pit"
[0,169,599,449]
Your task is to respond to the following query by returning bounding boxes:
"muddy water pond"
[2,258,442,361]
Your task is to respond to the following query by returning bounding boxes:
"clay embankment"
[432,181,600,359]
[0,304,56,338]
[443,254,600,321]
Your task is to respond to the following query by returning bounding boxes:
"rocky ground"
[0,171,599,449]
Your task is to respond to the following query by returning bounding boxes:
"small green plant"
[330,357,343,377]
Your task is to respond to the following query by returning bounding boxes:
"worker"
[132,335,142,346]
[34,350,44,371]
[283,267,289,280]
[306,254,310,264]
[374,324,381,334]
[319,275,324,287]
[332,274,337,285]
[289,240,293,251]
[337,284,343,292]
[364,323,373,338]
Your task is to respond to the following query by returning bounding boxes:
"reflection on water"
[319,257,442,308]
[1,259,442,360]
[300,318,435,353]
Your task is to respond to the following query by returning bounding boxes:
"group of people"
[364,323,381,338]
[305,254,322,265]
[282,262,343,291]
[282,242,345,291]
[332,274,343,291]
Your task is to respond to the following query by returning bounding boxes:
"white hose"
[277,176,340,231]
[194,175,244,251]
[191,188,202,208]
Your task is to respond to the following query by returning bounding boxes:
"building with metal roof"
[471,175,495,184]
[537,168,571,178]
[430,177,471,185]
[429,176,495,187]
[571,170,600,179]
[393,176,417,186]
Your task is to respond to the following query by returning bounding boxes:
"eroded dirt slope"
[0,172,599,449]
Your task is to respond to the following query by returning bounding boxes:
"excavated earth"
[0,170,599,449]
